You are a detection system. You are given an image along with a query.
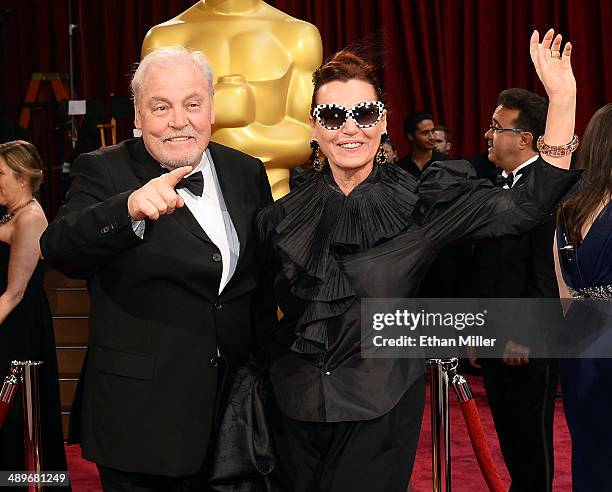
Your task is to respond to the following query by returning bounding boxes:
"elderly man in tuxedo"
[41,46,275,491]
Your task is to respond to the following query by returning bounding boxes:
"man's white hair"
[131,46,215,105]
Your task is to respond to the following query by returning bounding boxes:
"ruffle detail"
[418,160,481,200]
[414,160,487,221]
[257,165,418,354]
[288,297,356,354]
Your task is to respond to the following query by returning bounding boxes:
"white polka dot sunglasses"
[312,101,385,130]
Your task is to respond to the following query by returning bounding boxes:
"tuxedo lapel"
[129,138,167,184]
[208,143,249,260]
[128,139,213,244]
[512,162,534,188]
[170,204,214,244]
[516,163,533,183]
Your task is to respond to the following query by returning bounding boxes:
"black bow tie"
[176,171,204,196]
[496,170,524,188]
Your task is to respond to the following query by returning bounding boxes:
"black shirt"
[395,150,448,179]
[257,159,580,422]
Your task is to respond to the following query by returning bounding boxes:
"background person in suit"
[41,46,275,492]
[395,111,447,178]
[472,88,561,492]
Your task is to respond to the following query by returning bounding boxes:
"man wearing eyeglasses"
[471,88,561,492]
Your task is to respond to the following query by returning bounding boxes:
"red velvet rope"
[459,399,506,492]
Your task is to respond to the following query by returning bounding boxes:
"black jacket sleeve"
[418,157,582,248]
[40,149,143,279]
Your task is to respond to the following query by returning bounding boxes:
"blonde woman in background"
[0,141,68,488]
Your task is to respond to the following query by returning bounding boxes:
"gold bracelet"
[536,134,579,157]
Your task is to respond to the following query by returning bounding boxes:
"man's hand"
[127,166,192,221]
[502,340,531,366]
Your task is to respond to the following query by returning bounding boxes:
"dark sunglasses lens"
[318,107,347,129]
[353,105,381,126]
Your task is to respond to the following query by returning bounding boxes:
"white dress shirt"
[179,149,239,294]
[133,149,239,294]
[501,154,539,188]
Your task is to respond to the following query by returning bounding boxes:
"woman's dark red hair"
[310,50,384,114]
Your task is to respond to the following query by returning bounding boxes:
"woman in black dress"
[258,30,581,490]
[0,141,68,488]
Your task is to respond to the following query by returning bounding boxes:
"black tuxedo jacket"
[475,164,559,298]
[475,163,561,349]
[41,139,275,476]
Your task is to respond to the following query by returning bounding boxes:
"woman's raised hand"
[530,28,576,99]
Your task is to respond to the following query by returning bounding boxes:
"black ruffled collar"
[321,163,381,196]
[258,164,419,354]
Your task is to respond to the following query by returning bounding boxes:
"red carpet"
[65,375,571,491]
[410,374,571,491]
[65,444,100,491]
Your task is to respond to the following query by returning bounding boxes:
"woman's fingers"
[562,42,572,65]
[530,30,544,77]
[529,30,540,61]
[531,28,573,76]
[541,28,555,50]
[551,33,563,58]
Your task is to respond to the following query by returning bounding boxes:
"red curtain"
[4,0,612,170]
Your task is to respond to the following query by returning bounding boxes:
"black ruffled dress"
[257,159,580,423]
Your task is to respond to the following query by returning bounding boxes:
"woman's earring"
[310,140,325,172]
[376,133,389,165]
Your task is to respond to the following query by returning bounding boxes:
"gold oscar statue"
[142,0,323,199]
